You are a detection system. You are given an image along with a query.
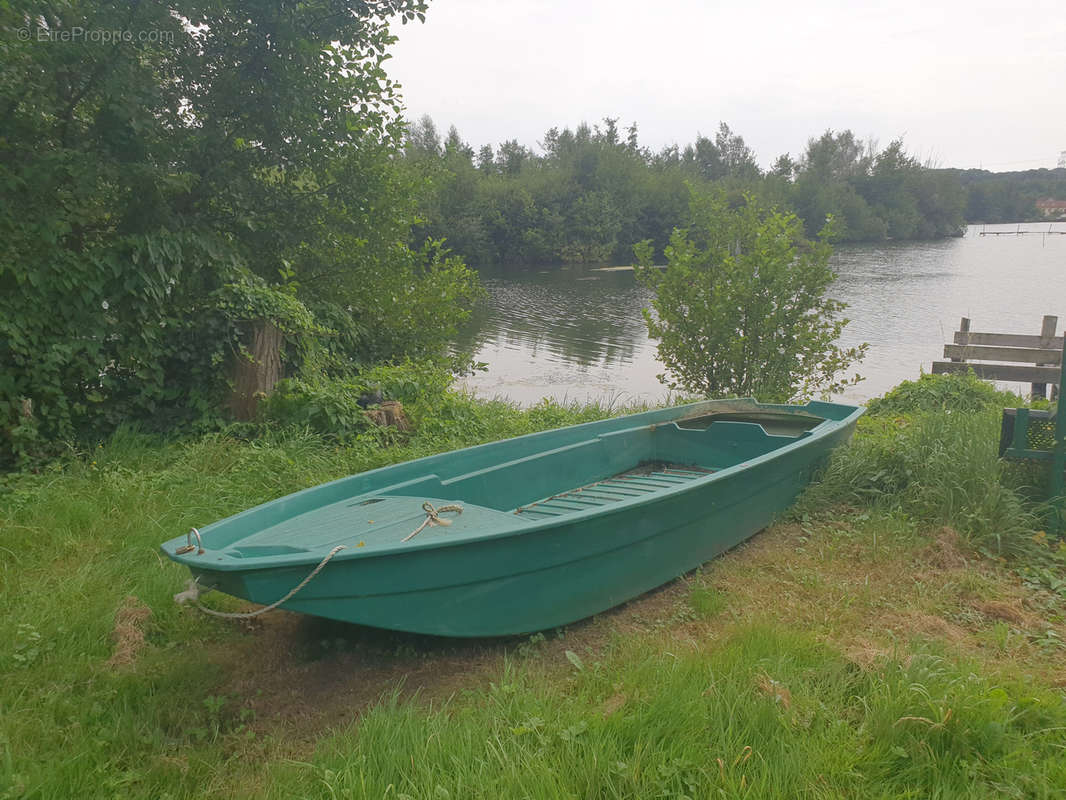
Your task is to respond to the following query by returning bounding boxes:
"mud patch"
[108,596,152,668]
[207,589,651,745]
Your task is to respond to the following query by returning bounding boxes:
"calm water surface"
[456,224,1066,405]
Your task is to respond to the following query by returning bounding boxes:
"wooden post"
[1033,315,1058,400]
[949,317,970,362]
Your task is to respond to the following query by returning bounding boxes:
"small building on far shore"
[1036,198,1066,220]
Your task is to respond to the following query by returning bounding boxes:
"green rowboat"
[162,398,862,636]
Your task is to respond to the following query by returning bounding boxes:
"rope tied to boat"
[400,501,463,543]
[176,544,348,620]
[175,502,463,619]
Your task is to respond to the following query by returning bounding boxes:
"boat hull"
[174,400,859,636]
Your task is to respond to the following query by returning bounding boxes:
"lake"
[454,223,1066,405]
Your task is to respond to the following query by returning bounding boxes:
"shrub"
[867,372,1022,416]
[257,361,463,440]
[258,379,374,440]
[635,190,865,401]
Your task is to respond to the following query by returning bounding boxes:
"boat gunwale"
[163,399,863,571]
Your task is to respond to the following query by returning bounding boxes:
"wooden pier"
[978,226,1066,236]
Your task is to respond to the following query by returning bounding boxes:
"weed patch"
[107,596,153,669]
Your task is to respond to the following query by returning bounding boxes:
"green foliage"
[343,241,484,365]
[0,0,488,469]
[212,279,324,338]
[259,361,461,440]
[792,132,966,240]
[867,371,1023,416]
[956,166,1066,223]
[401,117,971,270]
[635,190,866,401]
[263,627,1066,799]
[258,379,375,440]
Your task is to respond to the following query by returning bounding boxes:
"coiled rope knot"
[401,501,464,542]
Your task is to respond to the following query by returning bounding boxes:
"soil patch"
[206,575,694,744]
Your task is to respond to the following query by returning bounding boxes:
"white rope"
[176,501,463,619]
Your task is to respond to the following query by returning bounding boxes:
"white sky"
[389,0,1065,171]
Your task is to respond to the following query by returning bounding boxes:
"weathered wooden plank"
[931,362,1063,383]
[942,344,1062,364]
[1033,316,1059,399]
[949,318,970,362]
[954,331,1064,349]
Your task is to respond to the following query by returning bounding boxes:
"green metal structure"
[163,398,863,636]
[999,340,1066,529]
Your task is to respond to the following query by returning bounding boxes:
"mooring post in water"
[1033,315,1059,400]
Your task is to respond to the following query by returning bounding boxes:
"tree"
[0,0,482,465]
[714,123,760,181]
[634,190,865,401]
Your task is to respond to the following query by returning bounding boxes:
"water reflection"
[456,266,653,367]
[458,224,1066,405]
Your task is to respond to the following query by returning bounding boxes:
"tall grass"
[798,412,1042,555]
[797,373,1046,556]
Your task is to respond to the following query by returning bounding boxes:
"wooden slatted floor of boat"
[513,463,714,520]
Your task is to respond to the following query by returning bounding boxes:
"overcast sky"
[388,0,1065,171]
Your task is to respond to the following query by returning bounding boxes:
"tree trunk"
[229,320,282,421]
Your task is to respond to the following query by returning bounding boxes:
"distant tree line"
[949,167,1066,223]
[401,117,1066,266]
[400,118,967,265]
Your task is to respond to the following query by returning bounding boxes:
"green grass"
[264,627,1066,799]
[3,374,1066,799]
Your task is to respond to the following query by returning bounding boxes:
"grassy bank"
[3,373,1066,798]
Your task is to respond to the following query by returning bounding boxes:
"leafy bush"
[0,0,480,470]
[257,379,375,440]
[258,361,459,440]
[635,190,866,401]
[867,372,1022,416]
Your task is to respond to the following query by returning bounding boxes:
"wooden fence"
[931,315,1063,399]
